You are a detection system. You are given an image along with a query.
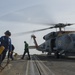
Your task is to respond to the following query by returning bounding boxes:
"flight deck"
[0,55,75,75]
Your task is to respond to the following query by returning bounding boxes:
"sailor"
[21,41,30,60]
[0,30,12,68]
[8,44,15,60]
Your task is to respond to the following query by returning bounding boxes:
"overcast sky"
[0,0,75,54]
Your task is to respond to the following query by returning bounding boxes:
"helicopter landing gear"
[47,52,51,57]
[55,51,60,59]
[47,52,51,55]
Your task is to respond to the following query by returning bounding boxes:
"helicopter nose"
[43,36,45,39]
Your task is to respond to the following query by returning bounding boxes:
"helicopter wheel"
[47,52,51,57]
[55,51,60,59]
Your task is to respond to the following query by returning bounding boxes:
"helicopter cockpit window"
[49,32,56,38]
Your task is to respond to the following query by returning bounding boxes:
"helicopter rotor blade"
[66,23,75,26]
[35,23,74,28]
[13,26,54,36]
[12,23,75,36]
[53,23,74,28]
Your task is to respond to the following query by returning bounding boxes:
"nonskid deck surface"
[0,55,75,75]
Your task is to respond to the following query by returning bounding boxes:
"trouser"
[0,55,2,66]
[21,50,30,59]
[8,52,14,60]
[0,50,7,66]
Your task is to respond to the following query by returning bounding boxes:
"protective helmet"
[24,41,26,43]
[4,30,11,36]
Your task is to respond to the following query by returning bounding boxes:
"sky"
[0,0,75,55]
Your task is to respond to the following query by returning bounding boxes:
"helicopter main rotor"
[53,23,73,31]
[13,23,74,36]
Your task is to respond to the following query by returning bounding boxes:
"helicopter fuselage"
[30,23,75,58]
[38,32,75,56]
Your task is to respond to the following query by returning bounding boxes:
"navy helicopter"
[15,23,75,58]
[28,23,75,58]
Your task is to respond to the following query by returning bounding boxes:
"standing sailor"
[21,41,30,60]
[0,30,12,68]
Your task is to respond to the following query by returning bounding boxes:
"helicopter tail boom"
[29,46,36,49]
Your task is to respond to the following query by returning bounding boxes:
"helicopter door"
[51,38,56,51]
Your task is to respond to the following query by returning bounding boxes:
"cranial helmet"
[24,41,26,43]
[4,30,11,36]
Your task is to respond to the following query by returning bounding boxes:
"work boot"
[0,65,4,71]
[11,58,14,61]
[28,57,31,60]
[21,58,24,60]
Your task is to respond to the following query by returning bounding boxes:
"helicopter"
[15,23,75,58]
[28,23,75,58]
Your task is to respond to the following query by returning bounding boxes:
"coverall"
[21,41,30,59]
[0,36,12,66]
